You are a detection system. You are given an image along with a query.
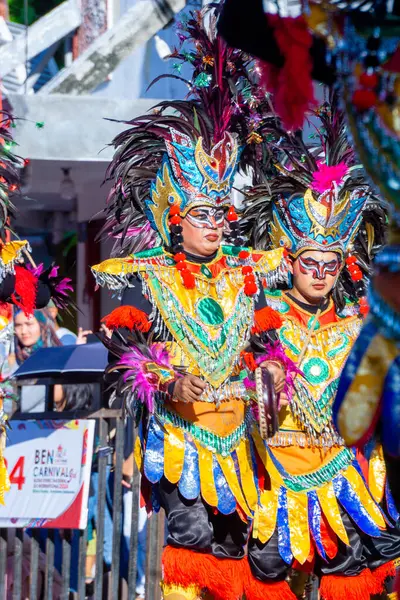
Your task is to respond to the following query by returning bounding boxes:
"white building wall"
[93,0,200,101]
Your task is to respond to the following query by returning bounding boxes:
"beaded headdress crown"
[269,163,370,259]
[146,129,239,246]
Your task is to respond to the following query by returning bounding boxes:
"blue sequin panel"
[178,437,200,500]
[381,356,400,458]
[277,487,293,564]
[308,490,327,561]
[333,474,382,536]
[350,455,391,525]
[212,456,236,515]
[143,417,165,484]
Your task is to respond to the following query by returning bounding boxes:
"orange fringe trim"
[243,559,296,600]
[102,305,151,332]
[162,545,244,600]
[320,568,373,600]
[252,306,283,334]
[370,561,396,595]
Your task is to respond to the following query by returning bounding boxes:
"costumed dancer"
[0,113,74,503]
[329,1,400,587]
[243,100,400,600]
[219,0,400,588]
[219,1,400,593]
[91,8,299,600]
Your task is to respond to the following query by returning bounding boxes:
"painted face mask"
[298,255,341,280]
[185,207,226,230]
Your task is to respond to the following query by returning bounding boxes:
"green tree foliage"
[8,0,63,25]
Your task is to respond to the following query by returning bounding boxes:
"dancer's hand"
[173,375,206,403]
[260,361,286,394]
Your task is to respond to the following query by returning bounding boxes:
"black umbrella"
[13,343,108,383]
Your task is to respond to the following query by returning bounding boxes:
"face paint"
[185,207,225,229]
[298,255,341,280]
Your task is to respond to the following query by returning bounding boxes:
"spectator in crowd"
[3,309,92,413]
[14,309,61,363]
[54,382,95,412]
[47,302,93,346]
[4,309,61,412]
[47,301,77,345]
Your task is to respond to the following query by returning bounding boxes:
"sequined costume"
[94,243,286,513]
[218,0,400,596]
[90,8,302,600]
[329,0,400,548]
[243,100,400,600]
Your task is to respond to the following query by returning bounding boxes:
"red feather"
[258,15,315,131]
[102,306,151,333]
[12,265,38,316]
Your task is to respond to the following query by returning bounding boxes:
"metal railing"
[1,408,163,600]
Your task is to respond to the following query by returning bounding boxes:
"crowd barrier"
[0,409,164,600]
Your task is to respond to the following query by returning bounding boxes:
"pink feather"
[27,263,45,278]
[311,161,349,194]
[257,341,302,402]
[119,343,176,412]
[49,265,59,279]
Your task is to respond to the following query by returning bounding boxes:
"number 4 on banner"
[4,457,26,491]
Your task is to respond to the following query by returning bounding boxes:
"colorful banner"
[0,419,95,529]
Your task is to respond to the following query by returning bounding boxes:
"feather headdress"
[243,93,387,310]
[98,5,273,258]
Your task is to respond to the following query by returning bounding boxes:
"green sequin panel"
[266,289,283,298]
[156,403,250,456]
[307,316,320,330]
[302,357,330,385]
[222,245,249,257]
[200,264,213,279]
[280,326,301,356]
[327,334,350,359]
[196,297,225,326]
[133,246,164,259]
